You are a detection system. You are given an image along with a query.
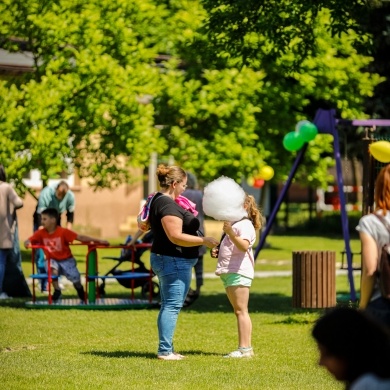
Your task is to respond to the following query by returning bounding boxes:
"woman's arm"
[161,215,218,249]
[359,231,378,309]
[223,221,250,252]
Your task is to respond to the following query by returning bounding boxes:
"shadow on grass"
[82,350,156,359]
[82,349,216,359]
[183,292,300,315]
[0,289,357,313]
[184,289,358,315]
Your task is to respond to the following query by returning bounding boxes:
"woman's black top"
[149,193,200,259]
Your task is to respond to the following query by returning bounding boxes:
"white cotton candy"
[203,176,247,222]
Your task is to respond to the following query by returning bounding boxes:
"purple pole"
[254,144,308,258]
[330,121,357,301]
[314,109,356,301]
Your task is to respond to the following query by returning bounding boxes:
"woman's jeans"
[151,253,197,355]
[0,249,10,294]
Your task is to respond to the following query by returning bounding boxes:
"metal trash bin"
[292,251,336,308]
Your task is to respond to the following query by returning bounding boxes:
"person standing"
[0,164,23,299]
[356,164,390,327]
[212,194,263,358]
[182,172,206,306]
[34,180,75,230]
[149,164,219,360]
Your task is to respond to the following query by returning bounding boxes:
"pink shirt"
[215,219,256,279]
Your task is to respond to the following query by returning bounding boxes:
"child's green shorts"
[220,273,252,288]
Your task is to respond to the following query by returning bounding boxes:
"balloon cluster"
[283,120,318,152]
[370,141,390,163]
[247,165,274,189]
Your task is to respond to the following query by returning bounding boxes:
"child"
[24,208,109,303]
[212,194,263,358]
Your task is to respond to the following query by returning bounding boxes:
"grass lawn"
[0,234,361,389]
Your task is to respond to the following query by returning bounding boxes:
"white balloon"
[203,176,247,221]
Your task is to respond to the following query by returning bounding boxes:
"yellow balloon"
[258,166,274,181]
[247,177,255,186]
[370,141,390,163]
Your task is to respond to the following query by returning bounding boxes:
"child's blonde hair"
[245,195,264,231]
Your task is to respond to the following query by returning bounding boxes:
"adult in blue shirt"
[33,181,75,231]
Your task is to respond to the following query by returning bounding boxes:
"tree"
[0,0,383,191]
[200,0,375,69]
[154,7,383,187]
[0,0,167,189]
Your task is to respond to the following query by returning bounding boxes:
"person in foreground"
[24,208,109,303]
[212,194,263,358]
[356,164,390,327]
[149,165,219,360]
[312,307,390,389]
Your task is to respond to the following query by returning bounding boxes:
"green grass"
[1,234,360,389]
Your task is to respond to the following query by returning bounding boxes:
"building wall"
[17,173,145,241]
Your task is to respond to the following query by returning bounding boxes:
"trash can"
[292,251,336,308]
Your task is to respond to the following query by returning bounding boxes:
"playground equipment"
[26,242,159,310]
[255,108,390,302]
[96,233,159,299]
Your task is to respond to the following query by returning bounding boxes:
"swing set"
[254,108,390,302]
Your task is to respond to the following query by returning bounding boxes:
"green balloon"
[283,131,304,151]
[298,121,318,142]
[295,120,311,132]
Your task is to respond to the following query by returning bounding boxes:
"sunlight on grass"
[6,234,359,389]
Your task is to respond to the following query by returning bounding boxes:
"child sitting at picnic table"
[24,207,109,303]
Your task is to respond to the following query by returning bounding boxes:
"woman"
[356,164,390,327]
[149,165,219,360]
[312,307,390,389]
[0,164,23,299]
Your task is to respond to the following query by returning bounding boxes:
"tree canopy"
[0,0,384,192]
[200,0,375,69]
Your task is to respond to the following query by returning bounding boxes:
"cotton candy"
[203,176,247,222]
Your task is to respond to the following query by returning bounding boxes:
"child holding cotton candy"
[204,177,263,358]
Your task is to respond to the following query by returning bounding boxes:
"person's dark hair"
[186,172,197,189]
[41,208,60,222]
[312,307,390,384]
[0,164,7,182]
[57,180,69,190]
[156,164,186,189]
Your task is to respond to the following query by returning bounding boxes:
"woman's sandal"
[183,289,199,308]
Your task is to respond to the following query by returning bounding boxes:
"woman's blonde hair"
[245,194,264,231]
[156,164,186,189]
[375,164,390,215]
